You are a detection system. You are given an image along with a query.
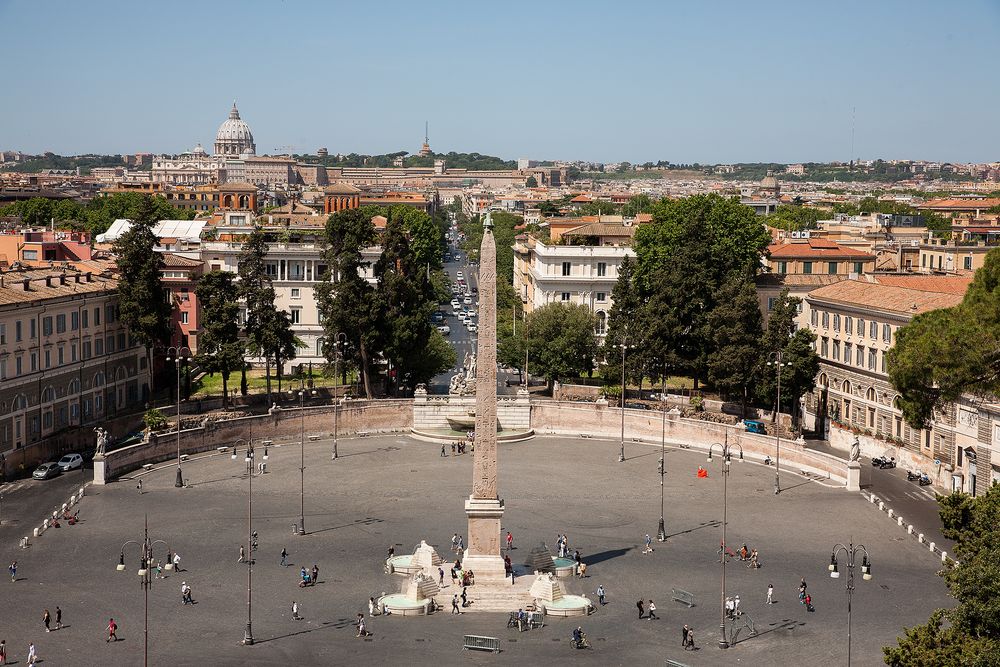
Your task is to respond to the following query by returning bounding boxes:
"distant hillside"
[0,153,147,173]
[296,151,515,171]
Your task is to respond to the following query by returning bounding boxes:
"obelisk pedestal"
[463,213,507,581]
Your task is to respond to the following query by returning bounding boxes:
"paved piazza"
[0,433,950,665]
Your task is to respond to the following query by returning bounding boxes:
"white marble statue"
[94,426,108,458]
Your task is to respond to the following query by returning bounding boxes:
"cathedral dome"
[215,102,255,157]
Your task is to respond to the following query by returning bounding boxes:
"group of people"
[799,578,815,612]
[299,565,319,587]
[725,595,743,619]
[636,599,659,619]
[737,543,761,569]
[555,534,571,558]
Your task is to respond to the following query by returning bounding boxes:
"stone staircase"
[434,581,536,613]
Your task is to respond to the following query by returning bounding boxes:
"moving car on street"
[57,453,84,471]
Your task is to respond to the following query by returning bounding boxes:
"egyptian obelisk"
[464,212,506,579]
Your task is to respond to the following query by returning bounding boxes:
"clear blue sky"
[2,0,998,163]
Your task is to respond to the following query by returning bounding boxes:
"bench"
[666,660,691,667]
[142,464,154,471]
[671,588,695,607]
[308,434,321,441]
[358,431,370,438]
[463,635,501,653]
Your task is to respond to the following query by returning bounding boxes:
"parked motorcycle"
[872,456,896,469]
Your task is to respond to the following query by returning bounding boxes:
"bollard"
[941,551,948,562]
[897,517,904,527]
[33,527,40,538]
[69,495,76,505]
[878,502,885,511]
[929,541,935,552]
[918,533,925,543]
[292,523,298,535]
[79,486,85,497]
[907,525,914,535]
[887,509,894,518]
[869,494,877,503]
[62,503,68,513]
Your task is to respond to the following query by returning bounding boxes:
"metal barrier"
[666,660,691,667]
[670,588,695,607]
[463,635,501,653]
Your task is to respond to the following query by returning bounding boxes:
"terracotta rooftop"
[920,198,1000,210]
[756,274,848,288]
[866,274,973,295]
[162,253,204,268]
[563,223,637,239]
[324,182,362,195]
[0,269,116,306]
[768,239,874,259]
[807,279,965,316]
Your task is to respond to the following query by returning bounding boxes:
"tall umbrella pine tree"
[113,196,172,400]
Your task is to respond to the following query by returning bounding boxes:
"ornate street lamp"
[708,436,743,649]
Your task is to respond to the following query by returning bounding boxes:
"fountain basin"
[552,557,577,578]
[378,593,432,616]
[539,594,592,617]
[386,555,423,575]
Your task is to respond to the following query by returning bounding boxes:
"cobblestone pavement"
[0,434,952,666]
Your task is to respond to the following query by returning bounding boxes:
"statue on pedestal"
[850,436,861,463]
[94,427,108,458]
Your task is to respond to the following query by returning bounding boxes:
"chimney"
[23,279,30,291]
[86,272,92,282]
[45,276,52,287]
[59,274,66,285]
[75,274,81,284]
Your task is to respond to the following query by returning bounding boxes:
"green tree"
[759,289,819,428]
[315,208,382,398]
[888,249,994,428]
[622,194,655,217]
[707,274,764,417]
[525,303,597,384]
[237,226,284,401]
[767,204,825,231]
[195,270,243,408]
[601,255,647,385]
[884,485,1000,665]
[408,329,457,385]
[112,196,172,398]
[525,176,538,188]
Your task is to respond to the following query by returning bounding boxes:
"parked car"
[33,462,63,480]
[456,271,464,279]
[463,296,472,305]
[57,453,84,471]
[437,325,451,335]
[451,299,461,308]
[467,323,478,333]
[743,420,766,434]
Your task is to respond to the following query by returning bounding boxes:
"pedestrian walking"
[280,547,288,566]
[55,606,62,630]
[292,601,301,620]
[647,600,659,620]
[451,533,459,553]
[506,531,513,551]
[136,479,143,494]
[451,594,461,614]
[43,609,50,632]
[311,564,319,583]
[173,552,181,571]
[685,627,695,650]
[577,561,587,578]
[636,599,645,619]
[681,624,690,647]
[461,586,468,608]
[251,531,258,551]
[766,584,774,604]
[457,535,464,552]
[26,642,36,665]
[356,613,368,637]
[643,533,653,553]
[369,597,376,617]
[597,585,606,605]
[8,561,16,582]
[805,593,814,612]
[106,618,118,642]
[181,582,192,604]
[0,639,5,665]
[438,567,445,586]
[155,561,163,578]
[238,545,245,563]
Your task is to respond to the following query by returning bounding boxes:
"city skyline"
[2,0,999,163]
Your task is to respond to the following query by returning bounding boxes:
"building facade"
[0,269,149,451]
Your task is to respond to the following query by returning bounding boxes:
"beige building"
[0,268,149,452]
[802,276,970,479]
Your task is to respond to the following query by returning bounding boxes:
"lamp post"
[619,340,636,462]
[657,369,667,542]
[116,515,170,667]
[165,346,191,488]
[708,436,743,649]
[232,438,255,644]
[829,541,873,667]
[332,332,349,461]
[290,380,316,535]
[767,350,787,495]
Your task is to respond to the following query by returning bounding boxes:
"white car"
[57,453,84,471]
[463,296,472,305]
[467,323,478,333]
[437,325,451,335]
[458,313,469,323]
[450,299,460,308]
[466,309,477,318]
[456,271,464,279]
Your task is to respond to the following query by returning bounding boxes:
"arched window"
[13,394,28,411]
[115,366,126,382]
[94,372,105,387]
[316,337,326,358]
[595,311,607,335]
[41,386,56,403]
[866,387,876,402]
[841,380,851,396]
[68,378,81,395]
[818,373,829,388]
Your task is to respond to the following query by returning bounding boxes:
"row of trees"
[0,192,195,237]
[315,206,455,398]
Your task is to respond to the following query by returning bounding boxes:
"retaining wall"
[98,400,412,482]
[412,389,530,432]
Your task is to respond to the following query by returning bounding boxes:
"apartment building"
[0,268,149,451]
[512,226,635,339]
[802,276,972,484]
